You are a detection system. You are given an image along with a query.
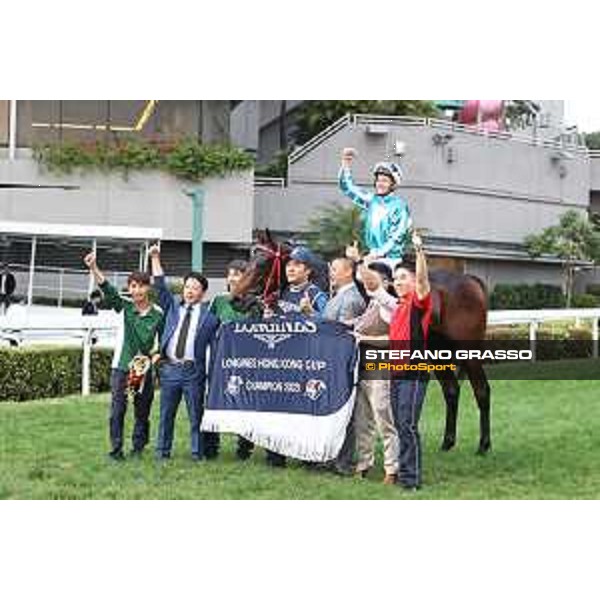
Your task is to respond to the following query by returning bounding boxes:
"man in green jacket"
[84,252,163,460]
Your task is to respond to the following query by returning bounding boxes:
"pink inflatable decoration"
[459,100,504,132]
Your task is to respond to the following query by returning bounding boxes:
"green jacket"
[100,281,164,371]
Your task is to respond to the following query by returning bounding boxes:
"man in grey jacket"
[323,257,366,475]
[323,258,366,323]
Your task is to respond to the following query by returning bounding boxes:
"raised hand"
[83,252,97,269]
[412,230,424,251]
[148,244,161,258]
[341,147,357,167]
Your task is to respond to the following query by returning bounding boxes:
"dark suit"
[0,270,16,313]
[154,275,219,459]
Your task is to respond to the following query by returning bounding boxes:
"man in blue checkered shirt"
[339,147,412,261]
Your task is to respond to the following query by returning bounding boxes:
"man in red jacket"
[354,230,432,489]
[388,231,432,490]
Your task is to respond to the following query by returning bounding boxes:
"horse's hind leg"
[435,369,461,451]
[465,361,491,455]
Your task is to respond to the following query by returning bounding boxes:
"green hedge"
[33,139,254,182]
[585,284,600,297]
[490,283,564,309]
[571,294,600,308]
[487,327,593,360]
[0,347,113,402]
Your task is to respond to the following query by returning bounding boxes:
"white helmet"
[372,162,404,187]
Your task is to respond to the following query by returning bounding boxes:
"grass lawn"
[1,360,599,499]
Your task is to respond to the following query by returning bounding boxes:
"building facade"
[3,100,600,304]
[0,100,252,301]
[253,110,600,293]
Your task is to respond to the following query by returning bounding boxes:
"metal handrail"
[488,307,600,325]
[353,114,428,126]
[288,112,590,166]
[287,114,352,164]
[253,177,286,188]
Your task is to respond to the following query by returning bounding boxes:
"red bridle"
[254,242,286,306]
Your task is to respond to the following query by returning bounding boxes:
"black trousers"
[109,369,154,454]
[236,436,286,467]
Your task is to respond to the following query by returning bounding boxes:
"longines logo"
[233,321,318,335]
[234,320,318,349]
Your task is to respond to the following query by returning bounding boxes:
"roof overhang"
[0,221,162,241]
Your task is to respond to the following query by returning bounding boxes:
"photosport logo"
[233,320,318,350]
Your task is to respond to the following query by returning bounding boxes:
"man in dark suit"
[149,245,220,461]
[0,264,16,316]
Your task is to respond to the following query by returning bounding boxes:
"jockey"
[339,148,412,262]
[278,246,328,317]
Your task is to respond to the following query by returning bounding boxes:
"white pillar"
[143,241,149,271]
[82,329,92,396]
[27,236,37,307]
[529,321,538,362]
[8,101,17,161]
[593,319,599,359]
[58,268,65,308]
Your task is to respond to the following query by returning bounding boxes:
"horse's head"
[234,229,293,310]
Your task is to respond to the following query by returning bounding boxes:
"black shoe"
[334,468,354,477]
[302,461,321,471]
[236,437,254,461]
[129,448,144,458]
[108,450,125,461]
[203,450,219,461]
[266,453,287,468]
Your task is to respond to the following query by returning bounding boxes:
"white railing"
[253,177,286,188]
[4,262,131,305]
[2,308,598,397]
[288,114,352,164]
[353,114,428,127]
[488,308,600,360]
[287,113,591,165]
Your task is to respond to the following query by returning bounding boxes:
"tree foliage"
[584,131,600,150]
[304,204,365,260]
[293,100,439,145]
[504,100,541,131]
[524,210,600,306]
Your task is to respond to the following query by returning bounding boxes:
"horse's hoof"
[476,442,491,455]
[440,438,455,452]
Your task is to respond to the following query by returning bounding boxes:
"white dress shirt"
[166,302,202,361]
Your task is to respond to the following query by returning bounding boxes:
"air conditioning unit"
[394,140,407,156]
[365,124,389,135]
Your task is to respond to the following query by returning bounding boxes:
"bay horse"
[234,230,491,455]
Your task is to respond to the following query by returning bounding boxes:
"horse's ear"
[265,228,273,245]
